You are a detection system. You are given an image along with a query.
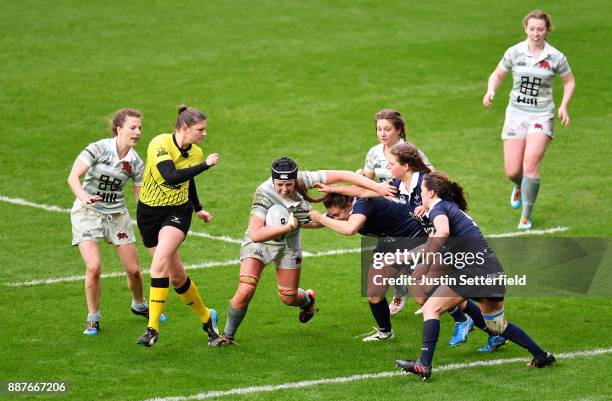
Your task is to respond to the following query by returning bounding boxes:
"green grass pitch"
[1,1,611,400]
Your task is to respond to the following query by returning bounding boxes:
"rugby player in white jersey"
[210,157,394,345]
[68,109,153,335]
[483,10,575,229]
[359,109,433,315]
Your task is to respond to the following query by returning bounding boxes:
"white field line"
[142,347,612,401]
[0,195,242,245]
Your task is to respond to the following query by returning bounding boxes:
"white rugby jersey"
[363,140,431,182]
[246,170,326,242]
[500,40,571,113]
[76,138,144,213]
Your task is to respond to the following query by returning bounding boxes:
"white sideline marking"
[0,195,242,244]
[0,195,71,213]
[142,348,612,401]
[488,226,569,237]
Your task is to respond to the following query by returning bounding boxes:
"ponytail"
[423,172,468,211]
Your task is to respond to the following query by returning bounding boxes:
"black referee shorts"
[136,201,192,248]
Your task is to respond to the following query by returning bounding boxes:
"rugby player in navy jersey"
[309,194,428,341]
[395,172,555,380]
[316,143,479,346]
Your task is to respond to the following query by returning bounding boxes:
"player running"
[68,108,151,335]
[210,157,394,346]
[483,10,575,229]
[395,172,555,380]
[136,106,220,347]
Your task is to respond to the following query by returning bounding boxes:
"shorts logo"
[117,232,128,240]
[295,256,302,264]
[122,161,133,175]
[254,249,264,258]
[534,123,543,130]
[157,147,169,157]
[170,216,182,224]
[82,230,92,238]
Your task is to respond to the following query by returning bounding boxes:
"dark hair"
[110,108,141,137]
[423,172,468,211]
[323,193,352,209]
[523,9,552,32]
[389,142,431,173]
[375,109,406,140]
[175,105,207,130]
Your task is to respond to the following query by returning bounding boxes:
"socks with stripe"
[174,276,211,324]
[148,277,169,330]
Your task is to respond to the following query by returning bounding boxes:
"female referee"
[68,108,149,335]
[358,109,433,315]
[136,106,220,347]
[483,10,575,229]
[209,157,394,345]
[395,172,555,380]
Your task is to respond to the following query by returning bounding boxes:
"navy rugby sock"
[462,300,490,334]
[501,323,546,358]
[448,306,468,323]
[419,319,440,366]
[368,299,392,332]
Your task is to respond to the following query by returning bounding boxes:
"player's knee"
[277,285,298,305]
[234,275,258,304]
[522,158,541,177]
[413,296,427,307]
[125,268,141,282]
[483,309,508,335]
[368,295,384,304]
[85,262,101,279]
[505,168,522,182]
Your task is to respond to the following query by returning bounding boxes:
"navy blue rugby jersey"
[352,197,426,238]
[389,173,432,233]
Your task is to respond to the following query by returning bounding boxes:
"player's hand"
[312,182,333,193]
[196,210,213,223]
[79,194,103,204]
[285,212,299,231]
[483,91,495,108]
[558,106,571,126]
[308,210,324,223]
[376,181,397,197]
[206,153,219,166]
[414,205,428,218]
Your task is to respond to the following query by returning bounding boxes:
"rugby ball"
[265,204,290,227]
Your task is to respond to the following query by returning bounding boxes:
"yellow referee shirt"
[139,133,204,207]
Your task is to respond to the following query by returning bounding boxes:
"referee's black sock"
[368,299,392,332]
[419,319,440,366]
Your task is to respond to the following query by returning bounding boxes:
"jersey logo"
[122,161,132,175]
[157,147,169,157]
[537,60,551,69]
